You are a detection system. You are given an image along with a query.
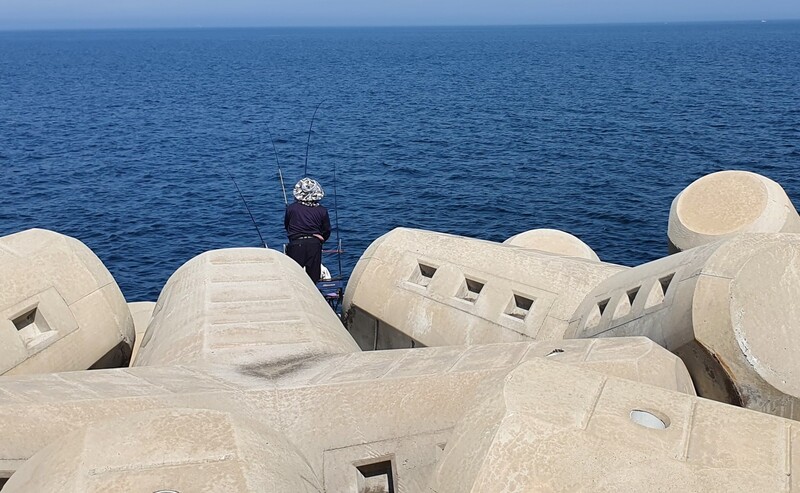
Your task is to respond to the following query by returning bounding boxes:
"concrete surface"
[566,233,800,420]
[668,170,800,253]
[429,358,800,492]
[343,228,625,349]
[132,248,358,367]
[503,228,601,261]
[127,301,155,364]
[0,337,694,490]
[0,229,134,376]
[2,408,323,493]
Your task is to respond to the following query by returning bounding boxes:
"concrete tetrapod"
[0,338,694,488]
[0,229,134,375]
[668,170,800,253]
[428,358,800,493]
[133,247,359,367]
[1,408,323,493]
[503,228,601,262]
[0,236,717,491]
[344,228,625,350]
[566,233,800,420]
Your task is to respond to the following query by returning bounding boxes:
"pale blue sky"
[1,0,798,30]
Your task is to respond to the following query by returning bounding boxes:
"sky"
[0,0,799,30]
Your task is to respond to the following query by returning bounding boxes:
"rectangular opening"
[410,262,437,287]
[357,460,395,493]
[12,306,53,348]
[419,263,436,279]
[626,287,640,306]
[597,298,610,316]
[659,273,675,296]
[513,294,533,311]
[457,277,484,303]
[505,294,534,320]
[13,309,36,331]
[465,278,484,296]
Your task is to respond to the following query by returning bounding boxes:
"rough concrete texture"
[343,216,800,421]
[343,228,625,349]
[668,170,800,253]
[429,358,800,493]
[132,248,359,367]
[503,228,601,261]
[566,233,800,420]
[127,301,155,364]
[0,337,693,490]
[0,229,134,376]
[2,408,323,493]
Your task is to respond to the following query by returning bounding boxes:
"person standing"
[284,177,331,282]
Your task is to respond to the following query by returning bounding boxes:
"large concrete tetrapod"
[133,247,358,367]
[0,229,134,375]
[344,228,625,349]
[2,408,323,493]
[0,337,695,488]
[566,233,800,420]
[668,170,800,253]
[428,359,800,492]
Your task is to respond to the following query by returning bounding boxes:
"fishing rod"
[332,158,343,277]
[304,103,344,280]
[221,162,268,249]
[304,100,324,176]
[299,101,345,312]
[265,125,288,205]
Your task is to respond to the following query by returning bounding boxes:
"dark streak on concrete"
[237,353,338,380]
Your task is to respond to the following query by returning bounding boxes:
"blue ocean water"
[1,23,798,301]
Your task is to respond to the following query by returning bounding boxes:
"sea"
[1,22,798,302]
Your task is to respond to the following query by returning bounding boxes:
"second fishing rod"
[223,104,339,274]
[298,101,343,279]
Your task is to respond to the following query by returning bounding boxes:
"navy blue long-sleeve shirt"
[284,201,331,241]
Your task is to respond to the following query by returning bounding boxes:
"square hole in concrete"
[12,306,53,348]
[597,298,610,316]
[357,460,394,493]
[457,277,484,303]
[659,273,675,296]
[626,286,640,306]
[505,294,534,320]
[410,262,437,287]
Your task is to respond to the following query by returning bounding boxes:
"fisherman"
[284,177,331,282]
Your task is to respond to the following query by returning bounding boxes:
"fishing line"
[221,162,268,249]
[304,100,324,176]
[265,125,288,205]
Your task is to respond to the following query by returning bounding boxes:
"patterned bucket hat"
[293,177,324,203]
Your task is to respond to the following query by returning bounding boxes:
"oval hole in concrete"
[630,410,668,430]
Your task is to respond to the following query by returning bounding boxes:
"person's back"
[285,202,330,241]
[284,178,331,282]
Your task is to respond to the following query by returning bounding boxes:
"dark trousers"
[286,237,322,282]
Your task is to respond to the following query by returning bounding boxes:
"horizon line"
[0,18,797,34]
